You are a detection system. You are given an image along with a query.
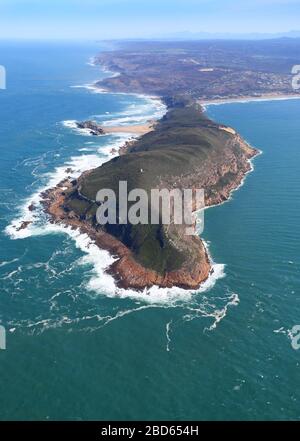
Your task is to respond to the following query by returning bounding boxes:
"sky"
[0,0,300,40]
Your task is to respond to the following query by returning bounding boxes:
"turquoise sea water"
[0,42,300,421]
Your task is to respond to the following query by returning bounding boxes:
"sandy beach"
[104,123,154,135]
[200,92,300,106]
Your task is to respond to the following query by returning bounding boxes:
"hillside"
[43,99,258,289]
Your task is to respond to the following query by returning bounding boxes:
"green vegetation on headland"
[61,97,257,285]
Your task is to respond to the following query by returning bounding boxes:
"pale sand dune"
[220,126,236,135]
[104,124,154,134]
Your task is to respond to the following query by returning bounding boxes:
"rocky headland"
[41,97,259,290]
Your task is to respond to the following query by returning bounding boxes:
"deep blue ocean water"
[0,42,300,421]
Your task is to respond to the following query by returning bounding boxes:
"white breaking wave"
[16,210,226,306]
[86,57,97,67]
[64,96,166,132]
[70,83,108,93]
[62,119,93,136]
[0,257,21,268]
[5,133,127,240]
[80,235,226,305]
[101,100,166,127]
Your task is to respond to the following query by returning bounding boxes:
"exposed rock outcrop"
[76,120,105,135]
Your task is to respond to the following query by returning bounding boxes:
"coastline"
[41,124,258,291]
[7,56,260,293]
[5,84,166,238]
[41,178,212,290]
[40,77,259,291]
[200,92,300,108]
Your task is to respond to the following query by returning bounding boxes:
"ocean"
[0,41,300,421]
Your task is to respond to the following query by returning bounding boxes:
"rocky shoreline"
[40,113,259,290]
[41,177,212,290]
[75,119,155,137]
[23,46,261,292]
[76,120,105,135]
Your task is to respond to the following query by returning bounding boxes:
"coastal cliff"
[42,99,258,290]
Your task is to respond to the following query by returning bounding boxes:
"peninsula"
[42,97,258,289]
[42,39,300,290]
